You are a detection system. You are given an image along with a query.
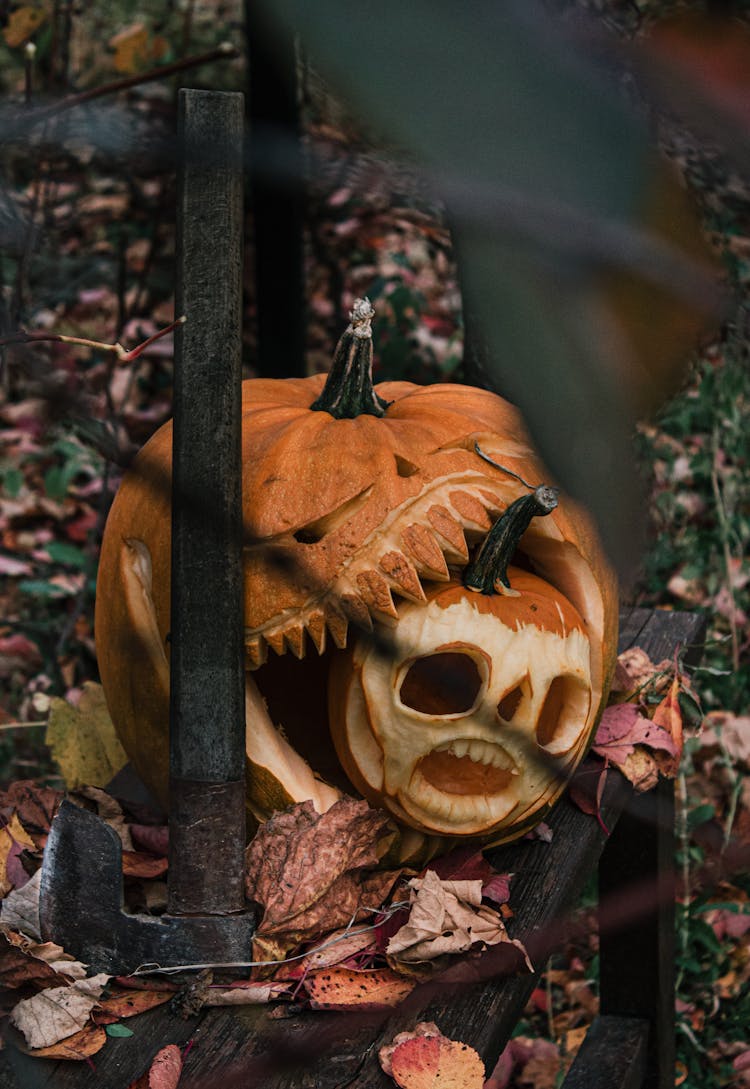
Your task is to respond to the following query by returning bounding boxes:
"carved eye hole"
[399,652,483,716]
[497,681,526,722]
[536,675,591,753]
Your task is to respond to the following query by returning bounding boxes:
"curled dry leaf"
[389,1033,485,1089]
[126,1043,184,1089]
[245,797,397,973]
[651,676,684,778]
[610,648,668,699]
[304,965,413,1010]
[204,981,290,1006]
[387,870,511,964]
[10,972,110,1049]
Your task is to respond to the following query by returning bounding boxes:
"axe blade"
[39,800,256,976]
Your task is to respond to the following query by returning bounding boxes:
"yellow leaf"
[109,23,150,74]
[0,813,38,895]
[45,682,128,790]
[3,6,46,48]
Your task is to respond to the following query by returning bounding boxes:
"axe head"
[39,800,256,975]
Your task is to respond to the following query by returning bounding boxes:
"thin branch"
[27,42,239,123]
[0,314,185,362]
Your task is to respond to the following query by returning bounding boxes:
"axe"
[39,89,256,975]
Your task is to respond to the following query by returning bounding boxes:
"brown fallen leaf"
[0,781,62,836]
[281,925,377,980]
[304,966,413,1010]
[25,1024,108,1062]
[386,870,511,964]
[92,987,174,1023]
[651,675,684,778]
[0,813,37,896]
[388,1033,485,1089]
[10,973,110,1049]
[45,682,129,792]
[121,851,169,879]
[127,1043,183,1089]
[245,798,397,973]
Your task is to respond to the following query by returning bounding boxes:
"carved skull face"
[329,568,593,839]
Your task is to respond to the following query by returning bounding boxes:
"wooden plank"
[561,1015,649,1089]
[6,609,704,1088]
[169,88,247,914]
[599,609,705,1089]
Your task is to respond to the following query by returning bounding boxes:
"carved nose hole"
[399,652,482,716]
[497,685,523,722]
[536,675,590,753]
[394,454,420,478]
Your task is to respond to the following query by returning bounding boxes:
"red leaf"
[130,824,169,856]
[482,874,512,907]
[424,846,492,883]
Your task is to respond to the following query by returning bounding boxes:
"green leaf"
[45,540,88,568]
[18,579,70,599]
[45,681,128,790]
[105,1024,134,1038]
[2,467,23,498]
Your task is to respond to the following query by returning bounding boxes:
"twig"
[675,769,691,994]
[0,314,185,363]
[28,43,239,123]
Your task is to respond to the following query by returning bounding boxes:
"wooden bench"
[3,605,705,1089]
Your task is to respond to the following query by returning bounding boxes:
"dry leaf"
[204,981,290,1005]
[127,1043,184,1089]
[387,870,509,963]
[3,5,46,48]
[0,781,62,836]
[45,682,128,791]
[651,675,684,777]
[109,23,168,74]
[593,703,678,766]
[0,813,37,896]
[304,966,413,1010]
[380,1022,442,1076]
[389,1033,485,1089]
[0,868,42,939]
[26,1024,108,1062]
[283,925,377,979]
[245,798,396,972]
[610,648,666,698]
[702,712,750,767]
[121,851,168,879]
[619,748,660,792]
[92,988,174,1023]
[70,785,133,850]
[10,973,110,1049]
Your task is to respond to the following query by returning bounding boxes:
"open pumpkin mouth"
[417,739,517,795]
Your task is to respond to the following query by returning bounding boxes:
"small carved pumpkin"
[329,568,594,841]
[95,300,617,853]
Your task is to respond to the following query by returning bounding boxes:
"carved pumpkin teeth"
[305,609,327,655]
[245,635,267,670]
[324,603,349,649]
[356,570,399,622]
[432,738,516,770]
[284,623,306,659]
[401,524,450,581]
[448,490,493,531]
[378,551,426,603]
[264,629,286,657]
[426,505,469,563]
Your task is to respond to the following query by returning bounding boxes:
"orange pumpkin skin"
[328,568,605,841]
[95,371,617,826]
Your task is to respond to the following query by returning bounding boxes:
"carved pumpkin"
[329,568,594,840]
[95,300,617,852]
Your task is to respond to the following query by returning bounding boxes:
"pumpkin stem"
[311,298,390,419]
[463,486,559,595]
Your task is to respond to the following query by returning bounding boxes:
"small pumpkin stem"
[463,486,559,595]
[311,298,390,419]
